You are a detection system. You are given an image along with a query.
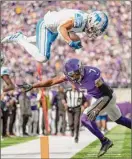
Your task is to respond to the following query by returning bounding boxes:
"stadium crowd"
[1,1,131,88]
[1,1,131,140]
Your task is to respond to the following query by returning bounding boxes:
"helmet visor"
[85,27,102,38]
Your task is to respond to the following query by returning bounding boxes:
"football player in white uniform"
[1,52,15,140]
[2,9,108,63]
[1,52,15,94]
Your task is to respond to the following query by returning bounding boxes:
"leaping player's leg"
[1,19,58,63]
[2,31,46,63]
[18,37,46,63]
[36,19,58,62]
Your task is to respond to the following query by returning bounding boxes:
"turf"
[72,125,131,159]
[1,136,38,148]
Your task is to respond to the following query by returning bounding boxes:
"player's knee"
[115,116,123,124]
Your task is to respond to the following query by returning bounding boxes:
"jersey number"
[89,69,96,73]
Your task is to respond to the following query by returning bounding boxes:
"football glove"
[86,96,110,121]
[87,108,100,121]
[69,41,82,49]
[17,82,33,92]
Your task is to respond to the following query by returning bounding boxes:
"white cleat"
[1,32,25,43]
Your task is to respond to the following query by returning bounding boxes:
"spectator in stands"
[53,86,67,135]
[1,93,10,137]
[37,90,50,135]
[48,89,58,134]
[96,113,108,134]
[18,88,32,136]
[28,89,39,136]
[37,90,44,135]
[7,91,17,136]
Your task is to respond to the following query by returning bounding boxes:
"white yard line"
[1,122,117,159]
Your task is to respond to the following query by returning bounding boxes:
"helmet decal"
[94,13,102,23]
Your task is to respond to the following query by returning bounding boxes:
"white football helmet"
[85,11,108,38]
[0,52,5,66]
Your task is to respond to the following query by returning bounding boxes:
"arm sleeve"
[95,77,113,98]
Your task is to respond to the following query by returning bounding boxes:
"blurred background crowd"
[1,1,131,87]
[1,1,131,140]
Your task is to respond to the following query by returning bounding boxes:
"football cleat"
[98,138,113,157]
[1,31,25,43]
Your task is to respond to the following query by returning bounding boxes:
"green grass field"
[72,126,131,159]
[1,136,38,148]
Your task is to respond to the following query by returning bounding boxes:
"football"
[69,32,81,42]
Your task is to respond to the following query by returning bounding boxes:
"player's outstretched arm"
[19,75,67,92]
[33,75,66,89]
[2,75,15,92]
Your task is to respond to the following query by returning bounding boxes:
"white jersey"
[1,66,10,94]
[44,9,88,33]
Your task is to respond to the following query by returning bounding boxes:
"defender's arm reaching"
[18,75,67,92]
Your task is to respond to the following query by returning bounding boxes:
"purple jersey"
[30,93,38,110]
[65,66,104,99]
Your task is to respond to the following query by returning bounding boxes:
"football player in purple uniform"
[19,58,131,157]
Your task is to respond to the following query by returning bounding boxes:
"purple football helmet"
[64,58,84,82]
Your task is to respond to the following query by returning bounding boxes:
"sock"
[116,116,131,129]
[18,38,47,63]
[81,114,105,142]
